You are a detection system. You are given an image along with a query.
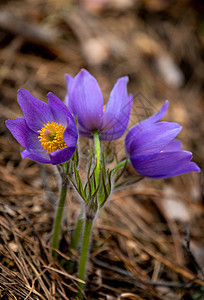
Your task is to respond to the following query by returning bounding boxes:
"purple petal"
[49,146,76,165]
[102,77,129,130]
[65,94,69,108]
[21,149,50,164]
[126,122,182,156]
[145,100,169,125]
[48,92,74,125]
[130,151,200,179]
[172,161,201,175]
[65,74,74,107]
[17,89,54,132]
[100,77,133,140]
[6,118,42,149]
[49,119,78,165]
[65,74,74,90]
[67,69,103,132]
[77,124,93,138]
[126,101,169,145]
[63,119,78,147]
[6,118,53,163]
[163,139,182,151]
[6,118,31,148]
[125,105,168,155]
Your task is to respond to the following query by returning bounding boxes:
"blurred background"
[0,0,204,299]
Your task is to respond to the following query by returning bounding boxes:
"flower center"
[38,122,67,153]
[103,104,106,112]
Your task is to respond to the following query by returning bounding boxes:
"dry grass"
[0,0,204,299]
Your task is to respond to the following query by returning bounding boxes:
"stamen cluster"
[38,122,67,153]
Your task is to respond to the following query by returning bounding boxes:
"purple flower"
[6,89,78,165]
[125,101,200,179]
[65,69,133,140]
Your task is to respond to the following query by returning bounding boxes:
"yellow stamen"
[103,104,106,112]
[38,122,67,153]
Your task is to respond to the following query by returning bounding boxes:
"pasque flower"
[65,69,133,140]
[125,101,200,179]
[6,89,78,165]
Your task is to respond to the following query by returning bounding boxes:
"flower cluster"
[6,69,200,179]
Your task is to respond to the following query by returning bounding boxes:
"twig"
[184,226,204,277]
[91,257,200,289]
[98,225,204,286]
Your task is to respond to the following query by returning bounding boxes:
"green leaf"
[73,164,86,201]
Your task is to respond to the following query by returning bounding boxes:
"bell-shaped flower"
[6,89,78,165]
[125,101,200,179]
[65,69,133,140]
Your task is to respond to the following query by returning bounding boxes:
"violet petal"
[130,151,200,179]
[163,139,183,151]
[49,146,76,165]
[48,92,74,125]
[17,89,54,132]
[68,69,103,132]
[6,118,42,149]
[101,77,133,140]
[21,149,50,164]
[126,121,182,156]
[65,73,74,107]
[63,120,78,148]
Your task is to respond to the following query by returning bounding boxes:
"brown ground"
[0,0,204,299]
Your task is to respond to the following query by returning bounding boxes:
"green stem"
[70,211,83,252]
[77,218,93,299]
[66,211,84,272]
[63,161,68,173]
[52,184,67,257]
[93,132,101,186]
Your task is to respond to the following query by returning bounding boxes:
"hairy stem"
[70,211,84,252]
[52,184,67,257]
[77,218,93,299]
[93,132,101,186]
